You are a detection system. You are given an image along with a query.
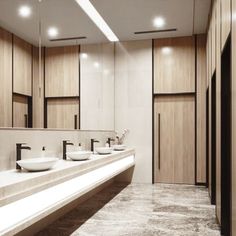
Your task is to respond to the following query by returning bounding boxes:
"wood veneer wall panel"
[47,98,79,129]
[13,94,28,128]
[13,36,32,96]
[221,0,231,50]
[0,27,12,127]
[211,4,216,75]
[45,46,79,98]
[196,35,207,183]
[154,95,195,184]
[154,36,195,93]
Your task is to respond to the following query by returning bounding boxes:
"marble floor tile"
[37,183,220,236]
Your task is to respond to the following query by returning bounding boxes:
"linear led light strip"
[75,0,119,42]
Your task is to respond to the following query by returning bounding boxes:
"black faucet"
[16,143,31,170]
[107,138,115,147]
[91,139,99,153]
[63,140,74,160]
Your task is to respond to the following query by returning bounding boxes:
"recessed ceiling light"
[94,62,100,68]
[162,47,172,55]
[48,27,58,38]
[75,0,119,42]
[153,17,165,28]
[81,53,88,59]
[18,5,31,18]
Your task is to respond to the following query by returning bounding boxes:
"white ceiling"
[0,0,211,47]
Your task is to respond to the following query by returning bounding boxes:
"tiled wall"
[0,129,115,171]
[115,40,152,183]
[80,43,115,131]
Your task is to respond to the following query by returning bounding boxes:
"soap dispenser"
[78,143,82,151]
[42,146,46,157]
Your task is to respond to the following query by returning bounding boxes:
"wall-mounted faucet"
[63,140,74,160]
[16,143,31,170]
[91,139,99,153]
[107,138,115,147]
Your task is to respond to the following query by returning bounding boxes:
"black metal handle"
[158,113,161,170]
[24,114,28,128]
[74,115,78,129]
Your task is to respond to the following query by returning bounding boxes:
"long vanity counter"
[0,149,135,236]
[0,148,135,206]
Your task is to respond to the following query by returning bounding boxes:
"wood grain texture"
[47,98,79,129]
[208,26,212,85]
[211,4,216,75]
[196,35,207,183]
[32,47,44,128]
[13,36,32,96]
[0,27,12,127]
[13,94,28,128]
[154,95,195,184]
[232,0,236,234]
[154,36,195,93]
[221,0,231,51]
[215,0,222,224]
[45,46,79,97]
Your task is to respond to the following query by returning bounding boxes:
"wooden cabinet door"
[154,36,195,93]
[45,46,79,97]
[13,94,28,128]
[47,98,79,129]
[154,95,195,184]
[221,0,231,50]
[0,27,12,127]
[13,36,32,96]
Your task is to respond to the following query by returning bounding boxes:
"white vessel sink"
[17,157,59,172]
[95,147,113,155]
[113,145,126,151]
[67,151,92,161]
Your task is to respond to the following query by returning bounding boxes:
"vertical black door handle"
[158,113,161,170]
[74,114,78,129]
[24,114,28,128]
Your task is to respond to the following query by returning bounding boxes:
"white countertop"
[0,149,135,206]
[0,153,135,236]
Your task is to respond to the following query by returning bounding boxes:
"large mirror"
[0,0,115,131]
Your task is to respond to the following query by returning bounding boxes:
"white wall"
[0,129,115,171]
[80,43,115,131]
[114,40,152,183]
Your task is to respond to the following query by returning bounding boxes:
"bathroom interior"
[0,0,235,235]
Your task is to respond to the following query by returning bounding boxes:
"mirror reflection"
[0,0,115,131]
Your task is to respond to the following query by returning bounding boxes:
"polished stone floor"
[37,183,220,236]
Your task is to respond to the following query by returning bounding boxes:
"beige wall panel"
[13,94,28,128]
[45,46,79,97]
[47,98,79,129]
[32,47,44,128]
[154,36,195,93]
[154,95,195,184]
[0,27,12,127]
[211,5,216,75]
[196,35,207,183]
[13,36,32,96]
[221,0,231,50]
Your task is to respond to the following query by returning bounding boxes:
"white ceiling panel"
[0,0,211,46]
